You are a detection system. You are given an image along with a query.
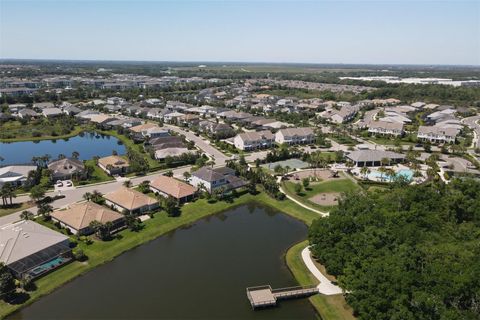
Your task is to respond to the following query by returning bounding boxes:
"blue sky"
[1,0,479,65]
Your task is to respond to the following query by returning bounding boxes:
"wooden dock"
[246,285,319,309]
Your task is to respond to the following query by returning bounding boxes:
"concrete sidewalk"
[301,247,343,295]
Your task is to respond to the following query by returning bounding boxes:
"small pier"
[246,285,319,309]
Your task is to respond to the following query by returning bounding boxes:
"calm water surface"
[0,132,126,165]
[11,204,318,319]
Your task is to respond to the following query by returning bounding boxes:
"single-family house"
[0,220,71,278]
[149,175,197,203]
[104,187,159,214]
[51,202,125,235]
[0,165,37,187]
[48,158,86,181]
[42,107,63,118]
[97,155,130,175]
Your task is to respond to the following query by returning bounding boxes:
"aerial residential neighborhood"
[0,0,479,319]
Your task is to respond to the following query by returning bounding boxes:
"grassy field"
[286,241,355,320]
[0,120,89,142]
[0,191,321,318]
[0,202,34,218]
[367,135,416,146]
[283,176,359,211]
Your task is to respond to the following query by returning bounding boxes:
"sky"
[0,0,479,65]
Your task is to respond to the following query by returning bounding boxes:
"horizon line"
[0,58,479,68]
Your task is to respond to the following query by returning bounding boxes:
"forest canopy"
[309,179,480,320]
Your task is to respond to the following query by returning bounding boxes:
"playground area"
[309,192,341,206]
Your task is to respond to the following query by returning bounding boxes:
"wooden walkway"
[246,285,319,309]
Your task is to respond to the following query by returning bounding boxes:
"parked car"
[56,181,63,187]
[66,181,73,187]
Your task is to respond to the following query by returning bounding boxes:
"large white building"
[368,121,404,137]
[417,126,459,144]
[275,127,315,145]
[233,130,275,151]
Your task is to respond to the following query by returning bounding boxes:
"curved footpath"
[276,175,329,217]
[301,247,343,295]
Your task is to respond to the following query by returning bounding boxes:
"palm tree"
[71,151,80,160]
[1,183,15,206]
[90,190,103,203]
[377,166,387,181]
[37,203,53,219]
[20,210,34,221]
[360,166,370,180]
[183,171,191,182]
[83,192,92,202]
[123,180,132,187]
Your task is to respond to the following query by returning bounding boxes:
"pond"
[10,204,317,319]
[0,132,126,165]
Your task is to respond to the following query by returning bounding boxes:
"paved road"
[1,166,191,226]
[164,124,229,165]
[462,115,480,148]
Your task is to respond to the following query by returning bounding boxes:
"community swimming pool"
[367,168,414,181]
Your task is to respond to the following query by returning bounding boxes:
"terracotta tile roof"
[104,187,157,211]
[51,202,124,231]
[150,176,197,199]
[129,123,159,133]
[98,155,130,168]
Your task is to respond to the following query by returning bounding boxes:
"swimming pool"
[367,169,413,181]
[29,256,69,276]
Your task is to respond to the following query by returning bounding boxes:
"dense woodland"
[309,178,480,320]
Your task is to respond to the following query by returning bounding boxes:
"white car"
[56,181,63,187]
[65,181,73,187]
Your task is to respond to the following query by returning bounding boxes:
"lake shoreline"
[2,192,319,319]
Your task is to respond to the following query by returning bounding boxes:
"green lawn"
[0,202,34,218]
[77,160,114,186]
[286,241,355,320]
[0,191,320,318]
[367,135,416,146]
[283,175,359,211]
[0,120,89,142]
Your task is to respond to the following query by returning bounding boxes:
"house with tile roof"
[51,201,125,235]
[149,175,197,203]
[104,187,159,214]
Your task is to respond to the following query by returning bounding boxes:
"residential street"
[1,165,192,226]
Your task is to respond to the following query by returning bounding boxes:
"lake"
[11,204,318,319]
[0,132,126,165]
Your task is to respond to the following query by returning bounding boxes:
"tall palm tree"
[1,183,15,206]
[83,192,92,202]
[20,210,34,221]
[91,190,103,203]
[360,166,370,180]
